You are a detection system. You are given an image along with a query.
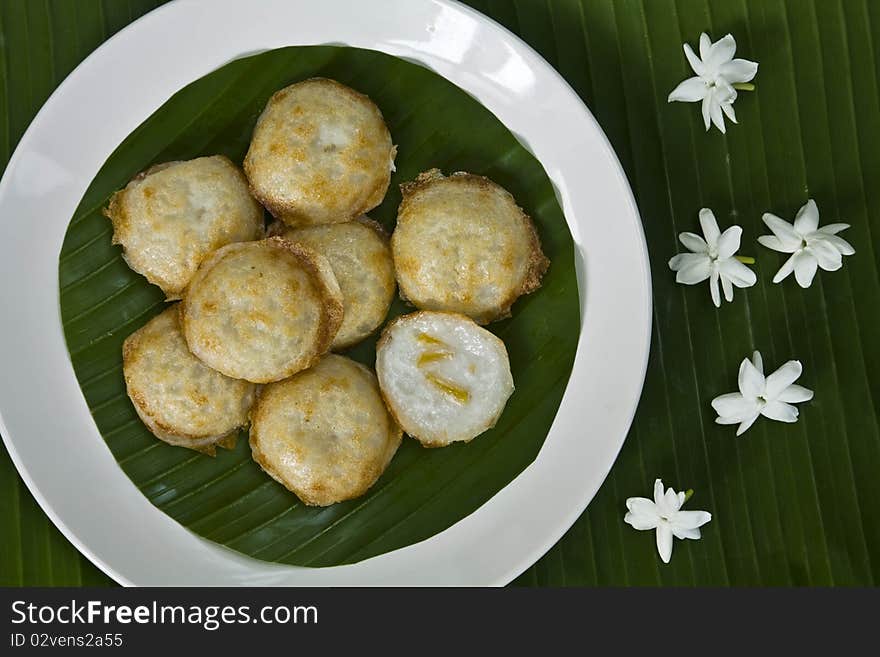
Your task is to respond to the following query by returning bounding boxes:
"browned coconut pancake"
[180,237,343,383]
[392,169,549,324]
[122,305,256,454]
[105,155,264,299]
[249,354,402,506]
[244,78,395,227]
[269,217,395,349]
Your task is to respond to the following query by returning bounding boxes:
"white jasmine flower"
[624,479,712,564]
[758,199,855,288]
[668,32,758,133]
[668,208,757,307]
[711,351,813,436]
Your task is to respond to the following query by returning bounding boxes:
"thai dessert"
[249,354,402,506]
[122,306,256,454]
[180,237,343,383]
[104,155,263,298]
[244,78,395,227]
[391,169,548,324]
[375,311,514,447]
[269,217,396,349]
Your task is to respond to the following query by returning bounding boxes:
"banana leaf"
[57,45,579,567]
[3,0,879,586]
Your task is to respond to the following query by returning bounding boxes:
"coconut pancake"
[122,306,256,454]
[244,78,395,227]
[249,354,402,506]
[180,237,343,383]
[269,217,395,349]
[105,155,264,299]
[392,169,549,324]
[375,311,514,447]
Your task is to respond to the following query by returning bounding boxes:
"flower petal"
[752,351,763,375]
[713,396,761,428]
[765,360,803,399]
[777,384,814,404]
[656,524,674,563]
[655,489,679,518]
[701,95,712,130]
[738,356,765,398]
[672,526,702,540]
[625,498,660,530]
[719,257,757,287]
[712,392,752,419]
[685,42,706,77]
[699,208,721,245]
[669,252,705,270]
[673,510,712,531]
[699,33,712,61]
[671,254,712,284]
[758,235,800,254]
[720,58,758,83]
[664,488,682,514]
[678,231,709,253]
[772,252,800,283]
[808,239,843,271]
[817,222,850,235]
[794,251,819,288]
[626,496,654,511]
[625,511,659,531]
[793,199,820,234]
[716,79,737,104]
[706,34,737,69]
[709,269,721,307]
[653,479,665,505]
[709,93,727,133]
[820,233,856,256]
[721,101,737,124]
[721,274,734,302]
[717,225,742,259]
[736,412,761,436]
[761,400,800,423]
[762,213,803,247]
[668,76,708,103]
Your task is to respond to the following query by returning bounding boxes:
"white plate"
[0,0,650,586]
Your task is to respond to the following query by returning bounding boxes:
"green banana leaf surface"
[2,0,879,585]
[56,44,578,568]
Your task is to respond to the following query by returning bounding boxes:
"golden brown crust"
[249,355,402,506]
[393,169,549,324]
[180,237,343,383]
[502,202,549,319]
[397,167,445,197]
[122,306,254,454]
[131,397,240,456]
[104,156,265,299]
[267,237,345,370]
[269,215,390,241]
[265,219,287,238]
[354,215,391,241]
[267,218,395,350]
[244,78,394,227]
